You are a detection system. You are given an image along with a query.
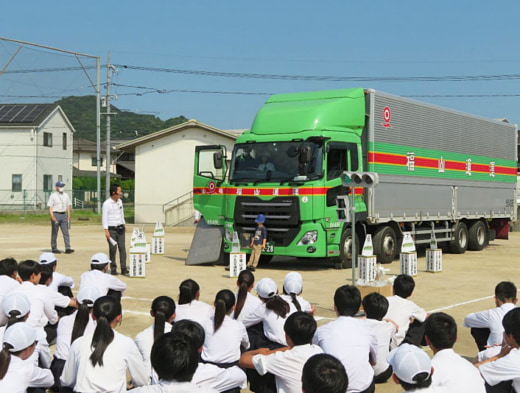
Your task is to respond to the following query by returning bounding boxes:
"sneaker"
[246,265,256,272]
[65,249,74,254]
[52,249,62,254]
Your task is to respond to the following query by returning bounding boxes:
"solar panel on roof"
[0,104,49,123]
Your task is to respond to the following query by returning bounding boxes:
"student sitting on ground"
[240,311,323,393]
[464,281,517,351]
[384,274,428,349]
[425,312,485,392]
[0,258,20,316]
[174,279,213,327]
[362,292,397,384]
[79,253,127,300]
[38,252,74,295]
[302,354,349,393]
[280,272,315,315]
[232,269,263,323]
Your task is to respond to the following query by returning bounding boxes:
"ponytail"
[213,290,235,333]
[234,270,254,320]
[71,301,93,344]
[290,293,302,312]
[151,296,176,342]
[89,296,121,367]
[178,279,200,305]
[265,295,290,319]
[0,346,11,380]
[6,310,23,329]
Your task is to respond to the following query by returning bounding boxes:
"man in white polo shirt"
[102,184,128,276]
[47,181,74,254]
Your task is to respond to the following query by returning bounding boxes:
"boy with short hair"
[247,214,267,272]
[0,258,21,321]
[79,253,127,300]
[464,281,517,350]
[425,312,485,392]
[362,292,397,384]
[384,274,428,349]
[302,354,349,393]
[313,285,377,393]
[38,252,75,294]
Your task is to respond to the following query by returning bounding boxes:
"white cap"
[255,278,277,299]
[387,343,432,384]
[77,286,101,305]
[90,253,111,265]
[3,322,37,352]
[2,292,31,318]
[39,252,57,265]
[283,272,303,294]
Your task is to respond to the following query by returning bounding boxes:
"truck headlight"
[225,228,233,242]
[298,231,317,245]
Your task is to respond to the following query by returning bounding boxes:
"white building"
[116,120,242,224]
[73,138,117,177]
[0,104,74,209]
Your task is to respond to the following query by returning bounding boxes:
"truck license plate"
[264,242,275,253]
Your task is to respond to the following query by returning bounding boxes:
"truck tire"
[468,221,488,251]
[373,225,397,264]
[258,255,273,265]
[335,228,359,269]
[449,222,468,254]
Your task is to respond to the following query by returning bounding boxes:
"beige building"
[116,120,242,224]
[73,138,117,177]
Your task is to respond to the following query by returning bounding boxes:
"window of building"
[58,175,63,182]
[12,174,22,192]
[43,132,53,147]
[63,133,67,150]
[91,157,104,167]
[43,175,53,192]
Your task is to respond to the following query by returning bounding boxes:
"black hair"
[264,295,290,319]
[362,292,389,321]
[109,184,120,196]
[393,274,416,298]
[151,296,176,342]
[178,279,200,305]
[234,270,254,320]
[6,310,25,329]
[71,298,95,344]
[283,285,302,312]
[424,312,457,350]
[0,345,12,380]
[150,333,198,382]
[89,296,121,367]
[171,319,205,349]
[90,263,108,271]
[396,373,432,391]
[495,281,517,303]
[334,285,361,317]
[284,311,316,346]
[17,260,41,282]
[39,265,53,285]
[502,307,520,346]
[0,258,18,277]
[302,354,348,393]
[214,289,235,333]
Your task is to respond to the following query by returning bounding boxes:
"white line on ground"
[427,295,494,314]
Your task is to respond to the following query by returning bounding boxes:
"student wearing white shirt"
[241,311,324,393]
[0,322,54,393]
[384,274,428,349]
[313,285,378,393]
[425,312,485,392]
[302,354,349,393]
[51,286,100,393]
[79,253,127,300]
[464,281,517,351]
[38,252,75,294]
[130,333,218,393]
[281,272,315,315]
[61,295,148,392]
[476,308,520,393]
[102,184,128,276]
[232,269,263,323]
[172,320,247,392]
[174,279,213,326]
[202,289,249,365]
[362,292,397,384]
[47,181,74,254]
[0,258,21,307]
[135,296,176,384]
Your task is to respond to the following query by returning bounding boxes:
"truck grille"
[234,196,300,247]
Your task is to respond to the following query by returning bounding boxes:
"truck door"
[193,145,227,225]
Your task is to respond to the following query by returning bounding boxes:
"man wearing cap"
[47,181,74,254]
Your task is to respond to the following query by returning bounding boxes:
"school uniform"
[202,315,250,364]
[252,343,324,393]
[463,303,517,346]
[61,330,149,392]
[365,319,395,379]
[479,348,520,392]
[313,316,378,393]
[79,269,127,296]
[135,322,173,383]
[280,294,313,313]
[49,271,75,292]
[0,275,20,325]
[384,295,427,349]
[193,363,247,391]
[38,284,71,310]
[232,291,263,323]
[174,300,214,326]
[12,281,58,328]
[430,348,486,392]
[129,380,218,392]
[0,354,54,393]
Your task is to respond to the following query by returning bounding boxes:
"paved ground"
[3,222,519,393]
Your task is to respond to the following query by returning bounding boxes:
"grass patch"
[0,207,134,225]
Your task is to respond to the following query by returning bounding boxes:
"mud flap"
[186,218,224,265]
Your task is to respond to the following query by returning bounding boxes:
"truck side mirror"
[213,151,224,170]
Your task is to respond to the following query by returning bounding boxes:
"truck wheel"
[335,228,359,269]
[258,255,273,265]
[468,221,488,251]
[449,222,468,254]
[373,226,397,264]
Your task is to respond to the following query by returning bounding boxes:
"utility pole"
[105,52,112,196]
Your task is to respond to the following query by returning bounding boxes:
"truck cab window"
[327,143,359,180]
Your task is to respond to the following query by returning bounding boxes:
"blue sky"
[1,1,520,131]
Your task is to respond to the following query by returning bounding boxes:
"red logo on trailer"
[382,106,392,128]
[208,181,216,194]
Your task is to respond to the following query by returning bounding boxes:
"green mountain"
[55,96,188,141]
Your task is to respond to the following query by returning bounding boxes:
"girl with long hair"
[174,279,213,326]
[232,269,263,322]
[280,272,315,315]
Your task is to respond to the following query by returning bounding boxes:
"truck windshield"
[230,141,324,184]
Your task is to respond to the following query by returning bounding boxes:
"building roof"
[73,138,132,153]
[0,104,74,131]
[115,119,240,151]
